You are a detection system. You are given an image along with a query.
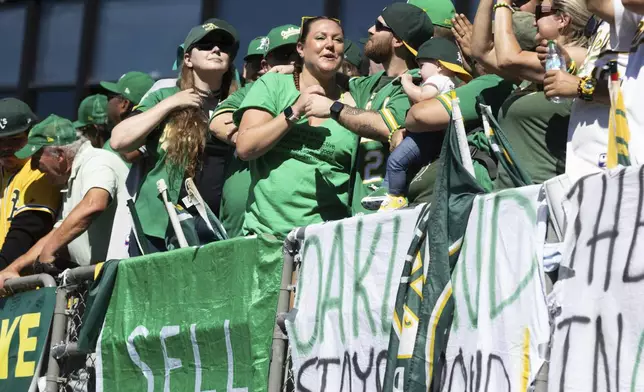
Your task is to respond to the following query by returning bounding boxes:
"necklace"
[194,86,221,99]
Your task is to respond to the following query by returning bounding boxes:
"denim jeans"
[385,132,438,196]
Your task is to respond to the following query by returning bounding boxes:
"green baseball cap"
[382,3,434,56]
[407,0,456,29]
[100,71,155,105]
[344,39,362,68]
[513,11,538,51]
[15,114,79,159]
[172,44,185,71]
[183,19,240,60]
[416,37,472,82]
[266,24,300,55]
[0,98,38,138]
[245,36,269,60]
[73,94,108,128]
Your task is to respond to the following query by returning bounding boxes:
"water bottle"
[544,40,566,103]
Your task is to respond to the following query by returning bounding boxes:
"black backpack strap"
[469,145,498,180]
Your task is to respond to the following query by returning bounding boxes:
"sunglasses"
[300,16,341,32]
[535,5,560,20]
[375,19,393,33]
[192,35,235,52]
[584,15,601,38]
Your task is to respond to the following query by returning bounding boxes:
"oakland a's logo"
[281,27,300,40]
[257,37,270,52]
[202,23,218,32]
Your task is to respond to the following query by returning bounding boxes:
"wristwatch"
[330,101,345,121]
[578,76,597,101]
[283,106,300,122]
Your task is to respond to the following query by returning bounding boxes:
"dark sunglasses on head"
[375,19,393,33]
[584,15,601,38]
[535,5,560,20]
[300,16,341,32]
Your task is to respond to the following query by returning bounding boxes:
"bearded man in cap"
[301,3,434,215]
[0,99,61,271]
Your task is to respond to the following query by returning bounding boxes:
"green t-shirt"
[102,139,132,168]
[233,73,356,238]
[132,86,183,240]
[408,74,516,204]
[348,70,418,215]
[210,83,253,238]
[494,89,571,190]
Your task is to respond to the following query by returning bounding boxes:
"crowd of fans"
[0,0,642,287]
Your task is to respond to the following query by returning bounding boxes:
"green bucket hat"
[245,36,269,60]
[513,11,538,51]
[407,0,456,29]
[100,71,155,105]
[344,39,362,68]
[172,44,185,71]
[381,3,434,56]
[416,37,472,82]
[15,114,79,159]
[73,94,108,128]
[183,19,240,60]
[266,24,300,55]
[0,98,38,138]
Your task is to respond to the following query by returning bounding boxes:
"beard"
[364,36,392,64]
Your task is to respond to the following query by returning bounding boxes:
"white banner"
[286,206,424,391]
[549,166,644,392]
[443,185,550,392]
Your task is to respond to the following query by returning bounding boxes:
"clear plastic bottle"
[544,40,566,103]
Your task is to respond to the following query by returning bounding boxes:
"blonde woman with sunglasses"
[110,20,240,253]
[234,16,356,238]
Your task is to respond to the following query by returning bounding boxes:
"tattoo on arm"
[339,106,385,140]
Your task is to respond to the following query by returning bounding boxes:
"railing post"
[268,228,303,392]
[45,284,68,392]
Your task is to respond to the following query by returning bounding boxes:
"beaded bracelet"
[388,129,397,144]
[493,2,514,12]
[567,59,577,75]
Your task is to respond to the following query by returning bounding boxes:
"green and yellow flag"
[607,61,631,168]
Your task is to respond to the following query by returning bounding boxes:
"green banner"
[0,286,56,391]
[97,234,283,392]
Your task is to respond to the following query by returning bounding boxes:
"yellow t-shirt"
[0,160,61,248]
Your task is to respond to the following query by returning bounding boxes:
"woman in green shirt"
[234,17,357,238]
[110,20,240,253]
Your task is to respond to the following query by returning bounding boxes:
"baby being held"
[362,37,472,212]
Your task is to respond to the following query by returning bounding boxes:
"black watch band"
[283,106,299,122]
[330,101,345,120]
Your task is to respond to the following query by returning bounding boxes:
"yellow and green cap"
[0,98,38,138]
[100,71,155,105]
[245,36,269,59]
[407,0,456,28]
[15,114,78,159]
[266,24,300,55]
[183,19,240,59]
[416,37,472,82]
[382,3,434,56]
[344,39,362,68]
[73,94,108,128]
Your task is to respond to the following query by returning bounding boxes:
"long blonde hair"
[163,62,238,177]
[553,0,592,48]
